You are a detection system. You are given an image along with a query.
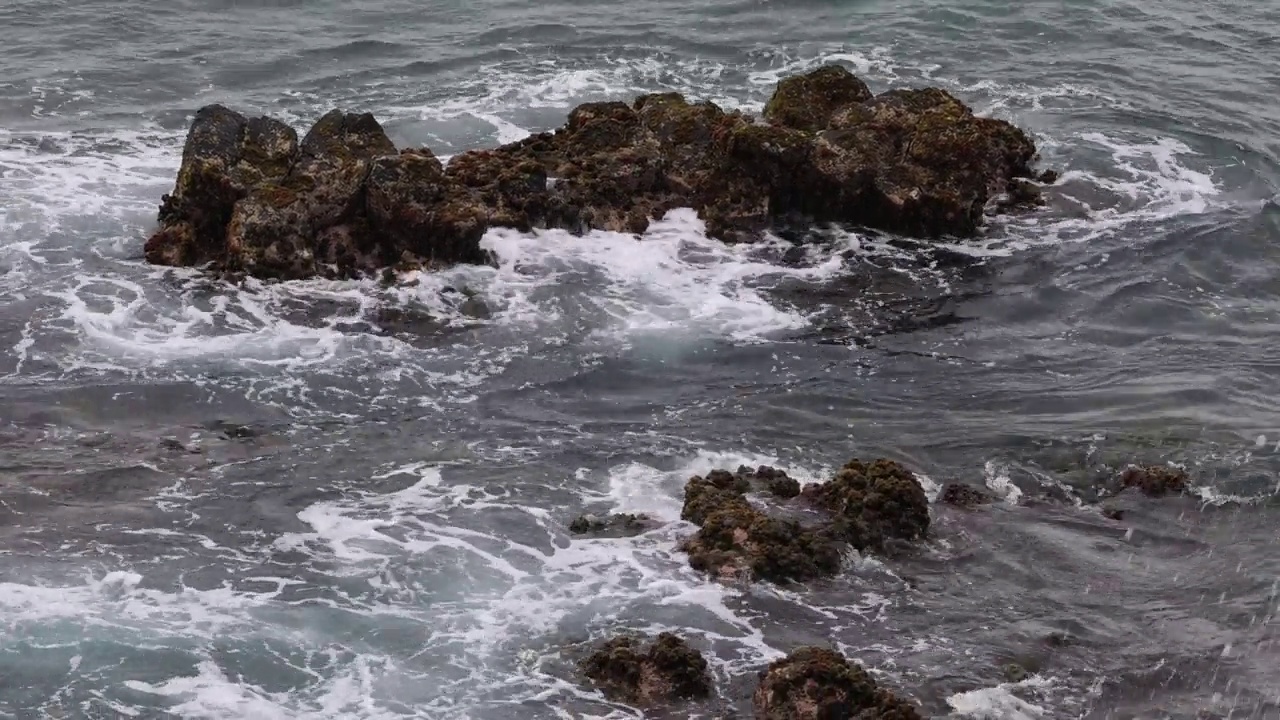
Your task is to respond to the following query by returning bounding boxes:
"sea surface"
[2,1,1279,718]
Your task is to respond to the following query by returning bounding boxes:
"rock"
[581,632,712,706]
[147,68,1048,281]
[1002,662,1029,683]
[764,64,873,132]
[680,475,842,583]
[939,482,995,508]
[752,647,922,720]
[815,87,1039,238]
[568,512,663,538]
[366,148,488,268]
[747,465,803,499]
[1044,632,1073,648]
[801,459,930,551]
[1119,465,1189,497]
[224,110,396,279]
[678,460,932,583]
[146,106,299,268]
[1101,505,1126,521]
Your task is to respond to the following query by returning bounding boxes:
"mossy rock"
[764,65,873,132]
[581,632,712,706]
[1119,465,1189,497]
[753,646,922,720]
[802,458,931,550]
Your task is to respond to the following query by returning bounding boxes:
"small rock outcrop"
[568,512,663,538]
[678,458,930,583]
[680,475,843,583]
[1118,465,1189,497]
[801,459,931,551]
[146,66,1049,281]
[753,647,923,720]
[580,632,713,706]
[939,482,996,508]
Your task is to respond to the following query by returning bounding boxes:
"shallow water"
[2,0,1279,718]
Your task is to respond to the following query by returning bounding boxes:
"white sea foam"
[948,683,1049,720]
[982,460,1024,504]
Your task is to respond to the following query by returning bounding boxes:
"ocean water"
[1,0,1279,718]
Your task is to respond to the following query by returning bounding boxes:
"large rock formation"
[753,647,923,720]
[580,632,713,706]
[146,65,1050,281]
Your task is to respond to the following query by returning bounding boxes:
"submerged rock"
[753,647,922,720]
[580,632,713,706]
[1118,465,1189,497]
[568,512,663,538]
[940,482,996,508]
[146,67,1050,281]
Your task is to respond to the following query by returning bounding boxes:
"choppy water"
[2,1,1279,718]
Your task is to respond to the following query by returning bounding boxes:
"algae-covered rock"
[940,482,995,508]
[147,67,1048,281]
[746,465,803,499]
[568,512,663,538]
[801,459,930,551]
[814,86,1039,238]
[680,475,842,584]
[221,110,394,279]
[679,459,931,583]
[752,646,923,720]
[366,148,489,268]
[581,632,712,706]
[145,106,299,268]
[1119,465,1189,497]
[764,64,873,132]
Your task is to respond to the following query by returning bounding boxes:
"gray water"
[2,1,1279,718]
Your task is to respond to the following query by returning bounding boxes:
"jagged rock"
[145,106,299,268]
[752,647,922,720]
[939,482,995,508]
[801,459,930,551]
[366,148,488,268]
[1119,465,1189,497]
[146,67,1048,281]
[224,110,396,279]
[680,476,842,583]
[568,512,663,538]
[581,632,712,706]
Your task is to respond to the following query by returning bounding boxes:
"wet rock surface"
[1118,464,1190,497]
[678,458,930,583]
[939,482,996,508]
[580,632,713,706]
[146,66,1048,280]
[680,473,844,583]
[801,459,931,551]
[568,512,663,538]
[752,647,923,720]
